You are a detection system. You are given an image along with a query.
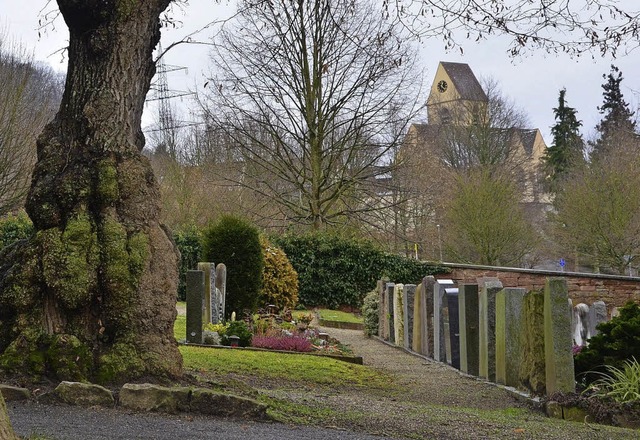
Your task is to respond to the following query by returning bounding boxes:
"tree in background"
[552,145,640,274]
[199,0,423,231]
[589,65,637,162]
[443,169,538,266]
[542,88,585,192]
[0,38,62,215]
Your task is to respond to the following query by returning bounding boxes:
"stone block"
[446,288,460,369]
[412,283,424,353]
[479,278,502,382]
[587,300,607,337]
[519,289,546,395]
[197,262,215,325]
[434,279,454,362]
[403,284,416,350]
[458,283,479,376]
[545,401,563,419]
[190,389,268,419]
[0,385,30,401]
[393,284,405,346]
[544,278,575,394]
[377,279,387,340]
[423,276,436,358]
[495,288,526,387]
[54,381,114,407]
[385,283,395,343]
[119,383,190,414]
[186,270,205,344]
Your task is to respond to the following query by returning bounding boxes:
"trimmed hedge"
[173,225,202,301]
[202,216,264,318]
[273,233,447,309]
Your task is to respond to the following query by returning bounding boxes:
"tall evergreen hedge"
[202,216,264,318]
[273,233,447,309]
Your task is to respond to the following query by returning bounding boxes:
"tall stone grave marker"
[403,284,416,350]
[377,279,387,339]
[215,263,227,323]
[385,283,395,343]
[434,279,454,362]
[423,276,436,358]
[587,300,607,338]
[394,284,405,346]
[479,278,502,382]
[459,283,479,376]
[197,262,215,324]
[446,287,460,369]
[544,278,575,394]
[412,283,424,353]
[495,287,526,387]
[186,270,205,344]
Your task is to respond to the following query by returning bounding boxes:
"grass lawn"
[318,309,363,324]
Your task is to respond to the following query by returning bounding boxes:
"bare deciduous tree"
[0,39,61,215]
[199,0,424,230]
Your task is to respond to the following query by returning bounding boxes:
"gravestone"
[479,278,502,382]
[458,283,479,376]
[446,287,460,369]
[377,279,387,340]
[572,303,590,346]
[519,289,546,395]
[423,276,436,358]
[587,300,607,337]
[544,278,575,394]
[434,279,454,362]
[412,283,424,353]
[495,287,526,387]
[186,270,205,344]
[386,283,395,343]
[403,284,417,350]
[394,284,405,346]
[214,263,227,323]
[197,262,215,324]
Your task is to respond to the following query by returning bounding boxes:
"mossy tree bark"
[0,393,18,440]
[0,0,182,383]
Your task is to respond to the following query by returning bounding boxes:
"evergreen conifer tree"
[590,65,637,161]
[543,88,584,191]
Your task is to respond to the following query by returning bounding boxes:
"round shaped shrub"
[173,225,202,301]
[361,289,379,337]
[202,216,264,318]
[260,236,299,309]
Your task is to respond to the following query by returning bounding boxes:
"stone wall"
[439,263,640,311]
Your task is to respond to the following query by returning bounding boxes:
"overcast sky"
[1,0,639,144]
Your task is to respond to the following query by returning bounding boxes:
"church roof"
[515,128,539,155]
[440,62,488,102]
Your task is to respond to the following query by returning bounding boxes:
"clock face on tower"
[437,80,448,93]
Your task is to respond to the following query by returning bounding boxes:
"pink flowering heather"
[251,334,313,352]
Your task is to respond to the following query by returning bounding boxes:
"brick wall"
[437,263,640,313]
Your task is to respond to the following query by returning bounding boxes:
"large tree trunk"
[0,393,18,440]
[0,0,182,383]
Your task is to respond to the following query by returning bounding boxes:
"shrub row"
[272,233,447,309]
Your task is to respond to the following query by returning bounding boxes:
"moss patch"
[39,212,99,310]
[96,340,145,384]
[46,334,92,381]
[95,159,119,205]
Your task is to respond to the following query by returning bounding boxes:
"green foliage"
[221,320,252,347]
[273,232,446,309]
[202,216,264,317]
[590,65,637,162]
[361,289,379,337]
[575,302,640,384]
[0,211,33,249]
[260,236,299,309]
[173,225,202,301]
[586,357,640,403]
[443,170,537,266]
[542,88,584,191]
